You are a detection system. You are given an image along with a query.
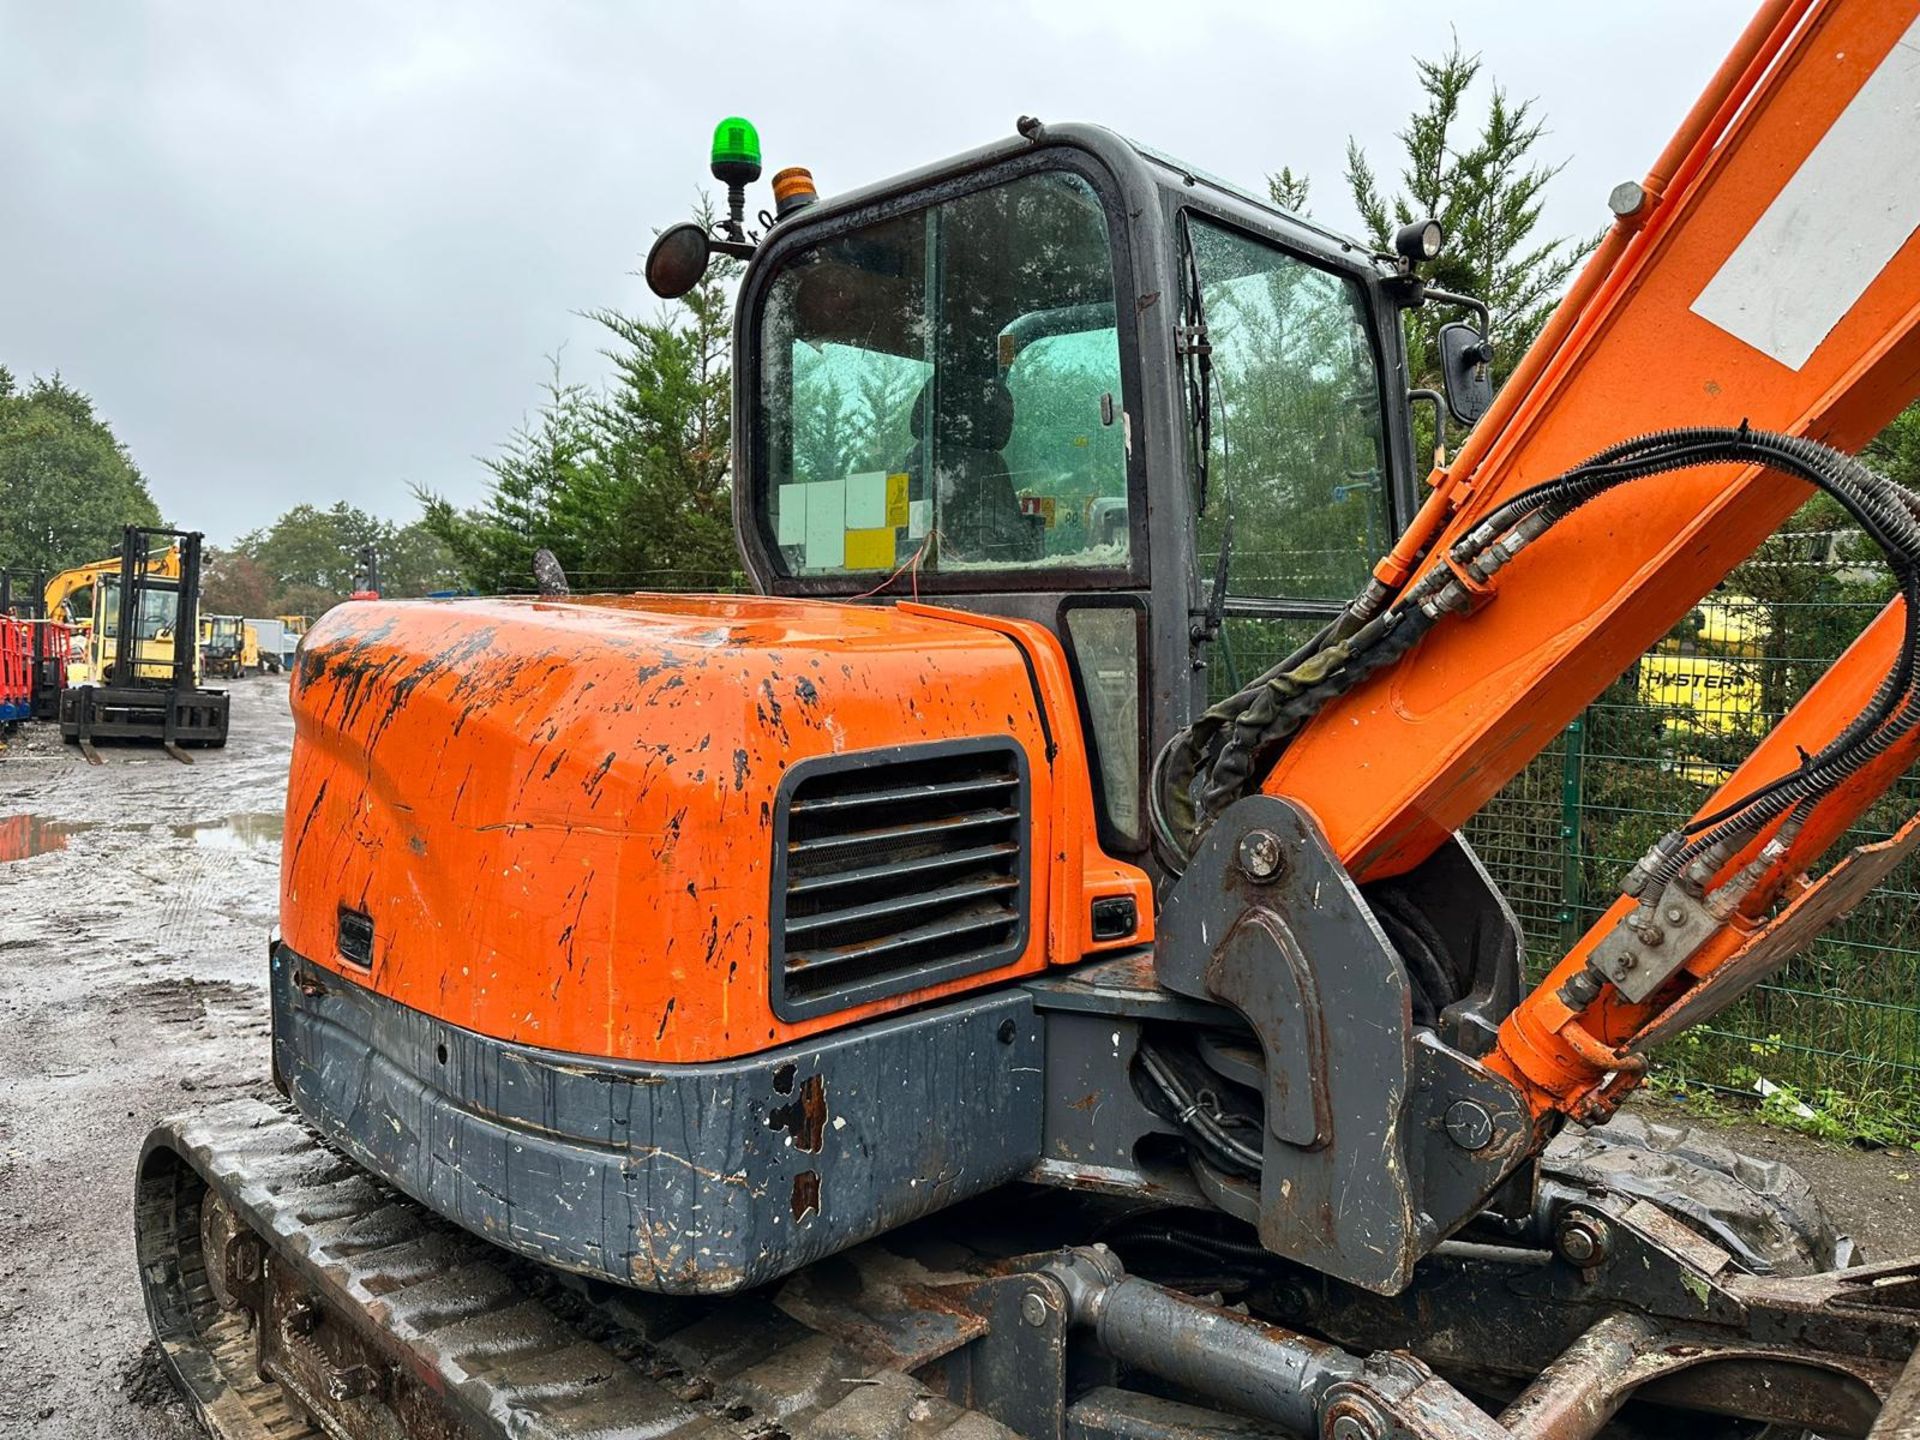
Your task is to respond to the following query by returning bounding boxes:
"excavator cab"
[738,126,1430,862]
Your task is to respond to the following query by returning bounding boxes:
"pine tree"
[1266,168,1310,214]
[419,362,601,589]
[1340,38,1595,390]
[422,204,743,594]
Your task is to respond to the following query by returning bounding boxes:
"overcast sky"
[0,1,1754,544]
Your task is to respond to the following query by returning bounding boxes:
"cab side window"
[1188,221,1391,604]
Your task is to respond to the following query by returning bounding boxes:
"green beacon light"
[711,116,762,244]
[710,117,762,186]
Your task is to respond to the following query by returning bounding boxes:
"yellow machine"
[198,614,248,679]
[85,574,200,687]
[44,545,181,621]
[61,526,227,760]
[241,622,260,673]
[44,544,184,686]
[1638,596,1766,782]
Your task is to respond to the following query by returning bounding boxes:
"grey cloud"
[0,0,1752,542]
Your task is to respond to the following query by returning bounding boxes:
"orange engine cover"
[282,593,1148,1064]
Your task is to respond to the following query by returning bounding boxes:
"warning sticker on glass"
[803,478,845,567]
[844,471,889,528]
[776,485,807,546]
[845,527,896,570]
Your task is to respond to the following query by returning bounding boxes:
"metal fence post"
[1557,715,1586,952]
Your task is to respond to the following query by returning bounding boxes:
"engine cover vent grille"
[772,738,1030,1019]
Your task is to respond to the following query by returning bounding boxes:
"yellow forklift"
[60,527,229,762]
[198,614,248,679]
[43,543,182,684]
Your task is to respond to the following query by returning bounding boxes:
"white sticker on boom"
[1691,14,1920,371]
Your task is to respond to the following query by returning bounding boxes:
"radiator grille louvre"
[772,740,1029,1018]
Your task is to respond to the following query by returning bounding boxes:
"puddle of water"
[0,811,284,861]
[0,815,95,863]
[170,812,284,852]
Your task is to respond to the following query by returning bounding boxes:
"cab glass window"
[1188,220,1390,603]
[1064,605,1143,846]
[758,169,1130,580]
[99,580,177,641]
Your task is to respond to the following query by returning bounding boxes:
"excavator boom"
[1234,0,1920,1126]
[43,541,181,620]
[1265,0,1920,877]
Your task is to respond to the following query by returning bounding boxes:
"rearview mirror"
[1438,320,1494,426]
[645,222,712,300]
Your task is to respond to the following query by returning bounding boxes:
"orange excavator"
[139,2,1920,1435]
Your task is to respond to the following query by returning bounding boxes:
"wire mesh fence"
[1462,536,1920,1138]
[1216,522,1920,1138]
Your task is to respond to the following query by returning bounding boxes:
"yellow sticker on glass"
[845,526,897,570]
[885,472,910,527]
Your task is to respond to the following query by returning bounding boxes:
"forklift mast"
[350,544,380,600]
[61,526,228,761]
[108,524,203,691]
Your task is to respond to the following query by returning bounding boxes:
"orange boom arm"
[1262,0,1920,1121]
[1266,0,1920,877]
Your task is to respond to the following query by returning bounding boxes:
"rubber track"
[138,1096,1019,1440]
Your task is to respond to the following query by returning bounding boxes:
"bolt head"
[1608,179,1647,217]
[1444,1099,1496,1151]
[1664,905,1686,924]
[1556,1215,1611,1267]
[1237,829,1282,881]
[1330,1414,1376,1440]
[1020,1290,1050,1328]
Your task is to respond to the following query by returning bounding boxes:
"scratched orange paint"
[282,593,1150,1064]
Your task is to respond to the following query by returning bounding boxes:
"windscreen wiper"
[1180,216,1233,644]
[1178,215,1214,515]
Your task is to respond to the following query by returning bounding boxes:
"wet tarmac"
[0,677,290,1439]
[0,815,88,862]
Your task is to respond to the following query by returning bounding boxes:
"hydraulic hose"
[1480,429,1920,891]
[1153,428,1920,900]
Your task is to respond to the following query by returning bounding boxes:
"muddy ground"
[0,675,1917,1438]
[0,677,288,1439]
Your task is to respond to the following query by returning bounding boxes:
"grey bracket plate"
[1157,795,1531,1295]
[1631,811,1920,1050]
